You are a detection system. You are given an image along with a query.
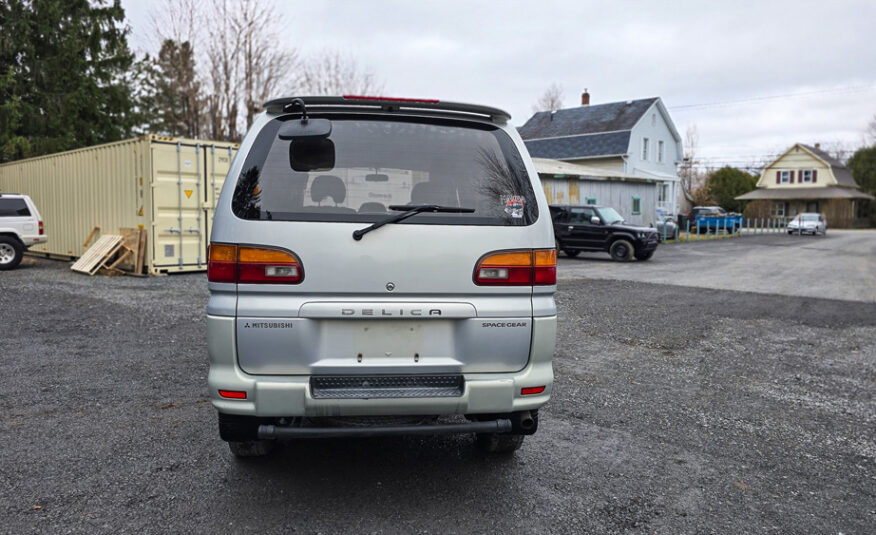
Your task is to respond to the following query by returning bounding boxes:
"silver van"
[207,96,556,457]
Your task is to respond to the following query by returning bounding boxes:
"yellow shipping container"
[0,135,239,274]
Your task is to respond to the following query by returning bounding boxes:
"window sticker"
[503,195,525,218]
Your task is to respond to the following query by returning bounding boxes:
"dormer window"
[800,170,814,183]
[779,170,791,184]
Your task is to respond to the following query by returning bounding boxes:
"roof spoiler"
[262,96,511,124]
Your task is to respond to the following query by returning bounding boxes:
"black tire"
[609,239,633,262]
[475,433,524,454]
[228,440,274,458]
[563,249,580,258]
[634,250,654,261]
[0,236,24,270]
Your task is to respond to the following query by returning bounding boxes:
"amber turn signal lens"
[209,243,237,262]
[239,247,297,263]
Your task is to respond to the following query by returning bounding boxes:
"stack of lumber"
[71,227,147,276]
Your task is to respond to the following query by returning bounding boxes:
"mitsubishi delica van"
[207,96,557,457]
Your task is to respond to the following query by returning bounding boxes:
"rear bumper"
[207,314,556,417]
[24,236,47,247]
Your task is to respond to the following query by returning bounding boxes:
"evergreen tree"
[145,39,201,138]
[0,0,139,162]
[706,166,758,213]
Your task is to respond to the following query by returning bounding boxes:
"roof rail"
[262,96,511,124]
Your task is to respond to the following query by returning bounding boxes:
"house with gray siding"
[532,158,658,226]
[519,92,683,217]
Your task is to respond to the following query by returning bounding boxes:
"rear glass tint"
[232,116,537,225]
[0,198,30,216]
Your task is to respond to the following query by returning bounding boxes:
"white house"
[518,92,683,217]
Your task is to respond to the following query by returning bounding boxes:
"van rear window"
[232,116,537,225]
[0,198,30,216]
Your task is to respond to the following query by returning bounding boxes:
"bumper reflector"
[218,389,247,399]
[520,386,546,395]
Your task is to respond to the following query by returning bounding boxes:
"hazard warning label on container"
[185,190,193,199]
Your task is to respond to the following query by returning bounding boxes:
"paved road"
[558,230,876,302]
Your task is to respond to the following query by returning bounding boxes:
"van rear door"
[220,115,553,376]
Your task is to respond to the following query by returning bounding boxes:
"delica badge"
[503,195,525,218]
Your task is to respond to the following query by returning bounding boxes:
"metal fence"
[663,218,792,243]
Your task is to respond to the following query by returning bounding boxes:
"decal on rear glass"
[503,195,525,219]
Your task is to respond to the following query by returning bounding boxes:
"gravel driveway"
[1,241,874,534]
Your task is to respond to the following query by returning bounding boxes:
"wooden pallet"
[71,235,124,275]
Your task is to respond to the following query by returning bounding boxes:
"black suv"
[550,205,659,261]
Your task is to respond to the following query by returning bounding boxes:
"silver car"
[787,213,827,235]
[207,97,557,457]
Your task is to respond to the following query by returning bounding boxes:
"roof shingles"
[518,98,658,140]
[518,98,658,161]
[524,132,630,160]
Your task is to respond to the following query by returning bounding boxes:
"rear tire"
[475,433,524,454]
[0,236,24,270]
[634,250,654,261]
[609,239,633,262]
[563,249,580,258]
[228,440,274,458]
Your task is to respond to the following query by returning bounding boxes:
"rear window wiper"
[353,204,475,241]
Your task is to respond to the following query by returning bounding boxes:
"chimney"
[581,89,590,106]
[814,142,821,150]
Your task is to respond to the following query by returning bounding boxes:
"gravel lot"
[1,235,874,534]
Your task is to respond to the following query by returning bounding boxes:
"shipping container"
[0,135,239,274]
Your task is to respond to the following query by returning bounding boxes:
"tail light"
[38,221,44,235]
[473,249,556,286]
[208,243,303,284]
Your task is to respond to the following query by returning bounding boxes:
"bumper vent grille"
[310,375,464,399]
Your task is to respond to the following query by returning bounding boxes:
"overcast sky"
[121,0,876,169]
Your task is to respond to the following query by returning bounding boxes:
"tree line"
[0,0,382,163]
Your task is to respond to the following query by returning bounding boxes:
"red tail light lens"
[208,244,304,284]
[38,221,44,235]
[474,249,556,286]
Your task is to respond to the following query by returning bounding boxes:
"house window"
[800,169,813,183]
[585,197,597,205]
[641,138,649,160]
[651,114,656,126]
[658,183,667,203]
[632,196,641,215]
[657,140,664,163]
[779,170,791,184]
[770,202,786,217]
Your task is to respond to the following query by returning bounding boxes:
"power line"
[668,84,876,111]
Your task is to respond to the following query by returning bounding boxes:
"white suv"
[207,96,557,457]
[0,193,46,270]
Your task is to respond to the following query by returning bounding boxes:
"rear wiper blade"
[352,204,475,241]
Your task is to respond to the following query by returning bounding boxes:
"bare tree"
[148,0,200,46]
[237,0,297,129]
[679,124,705,205]
[532,83,564,113]
[203,0,244,140]
[866,114,876,146]
[295,49,383,96]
